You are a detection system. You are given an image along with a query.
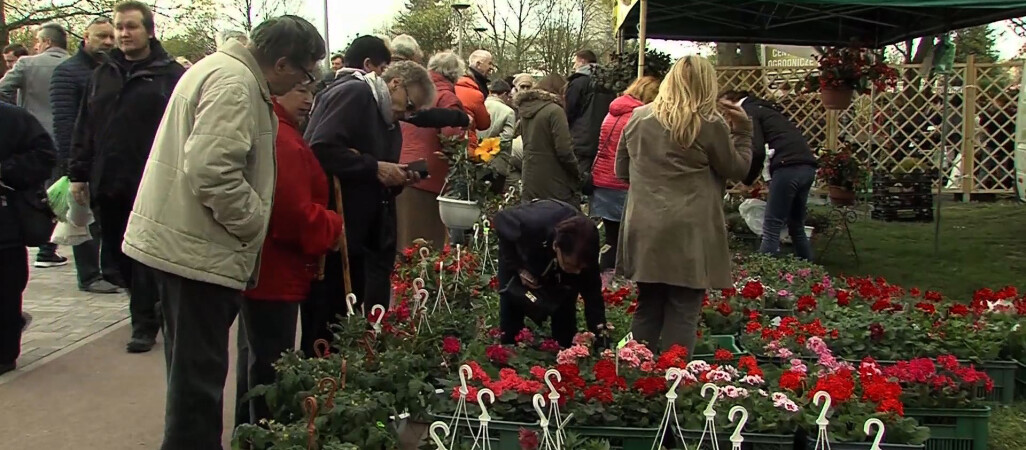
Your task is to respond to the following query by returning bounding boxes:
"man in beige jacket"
[121,15,325,450]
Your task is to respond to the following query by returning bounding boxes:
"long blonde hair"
[650,55,721,148]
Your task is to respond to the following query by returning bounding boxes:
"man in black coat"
[301,36,434,355]
[49,16,119,294]
[493,199,607,348]
[565,50,614,186]
[68,2,185,353]
[0,103,57,375]
[720,90,818,261]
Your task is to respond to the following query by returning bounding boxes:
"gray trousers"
[146,264,240,450]
[631,282,704,355]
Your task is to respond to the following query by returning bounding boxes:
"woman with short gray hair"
[391,34,424,63]
[396,52,469,250]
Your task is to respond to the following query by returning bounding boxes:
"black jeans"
[234,298,299,427]
[148,264,241,450]
[599,219,620,271]
[497,261,577,348]
[71,211,121,288]
[0,247,29,365]
[759,165,816,261]
[97,195,160,339]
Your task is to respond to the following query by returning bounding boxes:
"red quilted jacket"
[591,94,643,190]
[244,101,344,301]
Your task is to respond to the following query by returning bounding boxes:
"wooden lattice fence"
[717,56,1022,198]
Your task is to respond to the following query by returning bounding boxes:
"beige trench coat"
[615,105,753,290]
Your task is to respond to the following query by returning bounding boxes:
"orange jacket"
[455,75,492,151]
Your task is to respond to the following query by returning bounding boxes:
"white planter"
[437,196,481,230]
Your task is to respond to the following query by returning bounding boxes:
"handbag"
[500,276,567,326]
[3,187,57,247]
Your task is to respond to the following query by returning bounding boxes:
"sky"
[304,0,1026,60]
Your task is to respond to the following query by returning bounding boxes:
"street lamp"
[451,1,472,55]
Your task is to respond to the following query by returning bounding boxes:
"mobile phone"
[408,159,429,179]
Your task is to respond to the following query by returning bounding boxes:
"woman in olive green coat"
[615,56,753,355]
[513,74,582,206]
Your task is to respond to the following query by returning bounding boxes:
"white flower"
[687,360,711,373]
[722,365,741,377]
[771,392,789,403]
[783,400,800,413]
[740,375,765,386]
[707,369,733,382]
[758,389,769,397]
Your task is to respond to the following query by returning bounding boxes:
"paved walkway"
[18,249,130,368]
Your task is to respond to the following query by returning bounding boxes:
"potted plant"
[437,135,502,230]
[800,46,898,110]
[816,143,869,206]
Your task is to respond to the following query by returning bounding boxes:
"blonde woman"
[615,56,752,355]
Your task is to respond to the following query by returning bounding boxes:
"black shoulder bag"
[2,187,57,247]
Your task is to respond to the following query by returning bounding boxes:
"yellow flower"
[473,137,502,162]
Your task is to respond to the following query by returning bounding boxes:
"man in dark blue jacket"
[68,2,184,353]
[49,17,118,294]
[0,103,57,375]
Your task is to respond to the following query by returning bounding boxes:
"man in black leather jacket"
[493,199,607,348]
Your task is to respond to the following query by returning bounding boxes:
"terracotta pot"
[828,185,856,206]
[821,87,855,110]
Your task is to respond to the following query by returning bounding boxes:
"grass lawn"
[809,201,1026,450]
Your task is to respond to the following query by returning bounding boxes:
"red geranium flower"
[779,371,805,391]
[914,302,936,315]
[948,304,970,316]
[836,290,851,306]
[714,348,733,361]
[633,376,668,397]
[486,344,513,365]
[442,336,461,354]
[797,295,817,313]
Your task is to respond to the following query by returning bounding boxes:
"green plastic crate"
[435,415,660,450]
[1014,360,1026,400]
[693,334,745,360]
[906,407,990,450]
[843,359,1018,404]
[680,430,796,450]
[804,437,925,449]
[975,360,1019,404]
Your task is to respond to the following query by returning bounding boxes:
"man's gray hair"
[383,60,436,108]
[391,34,422,62]
[468,49,492,68]
[37,22,68,49]
[427,51,465,84]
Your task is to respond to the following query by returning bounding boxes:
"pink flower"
[784,273,795,284]
[775,347,794,359]
[789,359,808,375]
[572,332,596,347]
[797,268,812,278]
[514,328,535,346]
[778,289,790,297]
[640,361,656,372]
[539,339,561,353]
[556,344,590,365]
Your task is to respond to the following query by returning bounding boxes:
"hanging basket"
[828,185,856,206]
[820,87,855,110]
[437,196,481,230]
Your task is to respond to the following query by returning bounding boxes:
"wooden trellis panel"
[716,58,1023,198]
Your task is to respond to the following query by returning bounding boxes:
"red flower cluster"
[797,295,817,313]
[714,301,733,317]
[809,369,855,403]
[914,302,936,315]
[836,289,851,306]
[714,348,733,362]
[603,286,634,306]
[633,376,668,397]
[515,328,535,345]
[442,336,461,354]
[655,345,689,371]
[741,280,764,299]
[488,368,544,397]
[881,356,993,394]
[486,344,513,365]
[779,371,805,391]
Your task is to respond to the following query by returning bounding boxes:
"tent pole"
[935,72,950,254]
[637,0,648,79]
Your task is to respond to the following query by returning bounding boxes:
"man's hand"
[377,162,409,187]
[70,182,89,206]
[519,269,540,289]
[718,99,749,130]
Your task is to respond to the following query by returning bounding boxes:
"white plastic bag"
[50,221,92,246]
[738,199,813,244]
[67,196,94,228]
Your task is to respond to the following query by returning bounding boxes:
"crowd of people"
[0,4,819,449]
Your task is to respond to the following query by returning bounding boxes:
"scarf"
[336,68,394,125]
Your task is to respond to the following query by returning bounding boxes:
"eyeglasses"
[401,84,417,112]
[291,62,316,85]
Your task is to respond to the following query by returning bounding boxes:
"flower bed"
[232,246,1024,449]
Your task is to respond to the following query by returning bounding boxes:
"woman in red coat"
[589,76,660,272]
[235,82,344,427]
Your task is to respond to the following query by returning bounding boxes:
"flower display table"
[905,407,990,450]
